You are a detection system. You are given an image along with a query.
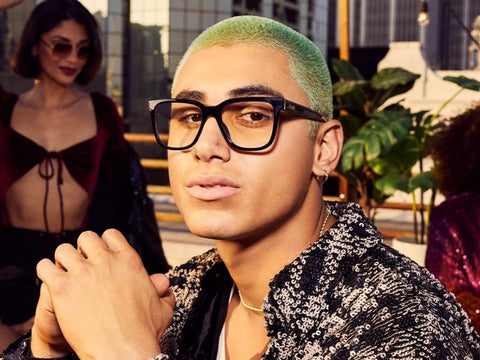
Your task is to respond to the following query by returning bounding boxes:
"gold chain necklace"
[238,289,264,313]
[237,206,331,313]
[319,206,331,236]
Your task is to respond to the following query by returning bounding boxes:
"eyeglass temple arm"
[284,101,327,122]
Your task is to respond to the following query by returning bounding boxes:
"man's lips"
[186,175,240,201]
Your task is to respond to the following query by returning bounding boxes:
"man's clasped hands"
[31,229,175,360]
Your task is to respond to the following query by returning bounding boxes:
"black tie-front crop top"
[0,90,126,232]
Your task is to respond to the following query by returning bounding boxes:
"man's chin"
[184,219,226,240]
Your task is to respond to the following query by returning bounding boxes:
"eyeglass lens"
[51,42,89,60]
[154,100,276,149]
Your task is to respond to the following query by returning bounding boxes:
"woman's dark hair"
[11,0,102,85]
[431,103,480,197]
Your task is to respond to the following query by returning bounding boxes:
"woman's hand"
[32,229,175,360]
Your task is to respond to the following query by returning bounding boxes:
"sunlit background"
[1,0,479,186]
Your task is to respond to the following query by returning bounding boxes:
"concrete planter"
[390,237,427,267]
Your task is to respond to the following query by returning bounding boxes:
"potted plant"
[375,75,480,245]
[331,59,421,219]
[333,59,480,249]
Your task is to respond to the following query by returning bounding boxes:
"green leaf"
[332,80,368,96]
[408,172,436,192]
[331,58,364,81]
[369,158,393,176]
[372,185,390,205]
[341,137,365,172]
[375,174,410,195]
[443,75,480,91]
[364,135,381,161]
[382,135,420,173]
[379,110,411,138]
[381,128,398,151]
[412,110,430,127]
[371,68,420,90]
[369,68,420,108]
[390,120,410,139]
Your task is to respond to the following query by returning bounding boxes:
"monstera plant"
[376,75,480,244]
[331,59,422,219]
[333,59,480,244]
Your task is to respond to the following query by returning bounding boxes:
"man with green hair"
[2,15,480,360]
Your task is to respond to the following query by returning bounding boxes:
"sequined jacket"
[160,202,480,359]
[2,202,480,359]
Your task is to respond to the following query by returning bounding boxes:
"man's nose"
[192,116,231,160]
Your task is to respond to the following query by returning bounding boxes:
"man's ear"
[312,119,343,177]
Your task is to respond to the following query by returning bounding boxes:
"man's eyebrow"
[174,85,283,102]
[175,90,206,101]
[228,85,284,98]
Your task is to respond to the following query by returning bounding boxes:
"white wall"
[377,42,480,118]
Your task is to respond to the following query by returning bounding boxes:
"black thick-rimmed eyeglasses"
[148,97,327,151]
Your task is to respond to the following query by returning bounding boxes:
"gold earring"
[315,170,329,184]
[322,169,329,184]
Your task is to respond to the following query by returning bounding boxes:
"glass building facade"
[2,0,479,132]
[0,0,328,133]
[327,0,480,71]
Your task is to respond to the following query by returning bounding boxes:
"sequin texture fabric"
[2,202,479,359]
[162,202,480,359]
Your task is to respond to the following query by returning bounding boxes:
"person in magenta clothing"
[426,104,480,333]
[0,0,168,348]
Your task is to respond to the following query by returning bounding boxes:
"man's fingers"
[53,243,85,272]
[37,258,63,283]
[37,282,54,314]
[150,273,171,297]
[77,231,108,259]
[69,230,132,266]
[101,228,132,252]
[150,273,175,316]
[32,282,72,357]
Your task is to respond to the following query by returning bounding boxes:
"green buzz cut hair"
[172,15,333,135]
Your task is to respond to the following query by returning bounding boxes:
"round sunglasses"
[40,39,90,60]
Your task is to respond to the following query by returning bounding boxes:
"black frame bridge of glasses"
[148,96,328,151]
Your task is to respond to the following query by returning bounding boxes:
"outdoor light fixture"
[418,0,430,26]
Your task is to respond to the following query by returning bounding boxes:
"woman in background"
[426,103,480,333]
[0,0,169,347]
